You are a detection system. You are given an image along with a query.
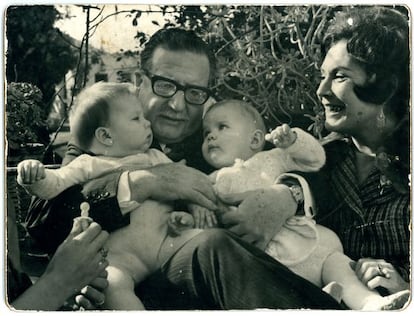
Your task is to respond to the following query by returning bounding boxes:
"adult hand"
[44,221,109,298]
[74,270,109,310]
[190,204,218,228]
[11,220,109,310]
[129,162,218,211]
[352,258,410,294]
[218,184,297,250]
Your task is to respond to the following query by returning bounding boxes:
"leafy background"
[8,5,401,155]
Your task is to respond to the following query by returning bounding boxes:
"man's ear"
[95,127,113,146]
[250,129,265,150]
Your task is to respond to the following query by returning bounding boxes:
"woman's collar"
[351,137,377,157]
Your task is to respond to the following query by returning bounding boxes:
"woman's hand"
[74,270,109,310]
[128,162,218,211]
[353,258,410,294]
[44,221,109,298]
[12,221,109,310]
[218,184,297,250]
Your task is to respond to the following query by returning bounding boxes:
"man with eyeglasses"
[26,28,340,310]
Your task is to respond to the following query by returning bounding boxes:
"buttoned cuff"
[275,173,315,218]
[81,172,130,232]
[117,171,136,215]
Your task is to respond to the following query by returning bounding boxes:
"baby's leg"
[103,265,145,310]
[322,252,409,310]
[322,251,379,309]
[103,247,153,310]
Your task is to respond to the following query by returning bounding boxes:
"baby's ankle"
[362,290,410,311]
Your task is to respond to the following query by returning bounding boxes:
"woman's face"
[317,39,382,138]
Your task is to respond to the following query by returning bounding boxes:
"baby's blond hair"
[70,82,139,151]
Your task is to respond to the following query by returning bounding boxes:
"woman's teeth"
[329,105,344,112]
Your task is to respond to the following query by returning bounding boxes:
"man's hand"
[218,184,297,250]
[189,204,218,229]
[128,162,218,211]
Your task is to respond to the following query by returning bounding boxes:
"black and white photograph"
[3,2,412,313]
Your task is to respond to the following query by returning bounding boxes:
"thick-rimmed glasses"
[143,70,212,106]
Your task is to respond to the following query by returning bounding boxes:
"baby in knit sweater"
[195,99,409,310]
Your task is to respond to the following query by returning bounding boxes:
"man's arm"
[126,162,218,210]
[218,183,298,250]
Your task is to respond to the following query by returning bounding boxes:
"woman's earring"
[107,139,113,146]
[376,108,386,130]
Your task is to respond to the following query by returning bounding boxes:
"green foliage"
[6,82,47,151]
[6,6,78,111]
[169,5,340,134]
[127,5,343,134]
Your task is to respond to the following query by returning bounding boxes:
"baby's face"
[202,104,256,169]
[107,94,153,156]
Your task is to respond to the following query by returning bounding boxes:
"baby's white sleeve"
[283,128,326,172]
[19,155,121,200]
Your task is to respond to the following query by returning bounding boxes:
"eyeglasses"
[143,70,212,106]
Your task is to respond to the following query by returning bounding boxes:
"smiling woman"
[309,6,410,302]
[317,39,386,137]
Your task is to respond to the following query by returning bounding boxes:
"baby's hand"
[17,159,46,184]
[189,204,218,229]
[265,124,297,149]
[168,211,195,236]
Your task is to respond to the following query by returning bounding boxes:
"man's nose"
[167,90,186,112]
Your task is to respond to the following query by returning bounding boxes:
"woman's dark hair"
[322,6,409,121]
[140,28,216,85]
[322,6,410,192]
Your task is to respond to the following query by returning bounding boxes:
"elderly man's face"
[139,47,211,144]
